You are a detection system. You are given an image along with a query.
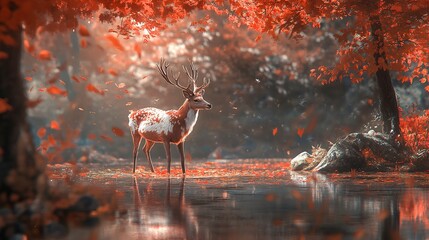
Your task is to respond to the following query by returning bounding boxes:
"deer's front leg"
[177,142,186,174]
[163,141,172,174]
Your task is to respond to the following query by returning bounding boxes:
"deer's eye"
[194,99,200,102]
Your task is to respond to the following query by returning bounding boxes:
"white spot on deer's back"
[138,108,173,135]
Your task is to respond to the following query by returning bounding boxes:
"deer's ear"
[183,90,194,99]
[199,89,205,95]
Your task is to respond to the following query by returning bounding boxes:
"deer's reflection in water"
[127,176,198,239]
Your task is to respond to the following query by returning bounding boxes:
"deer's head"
[157,59,212,110]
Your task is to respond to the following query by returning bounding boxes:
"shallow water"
[50,159,429,240]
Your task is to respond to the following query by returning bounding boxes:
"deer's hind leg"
[131,132,142,173]
[143,140,155,173]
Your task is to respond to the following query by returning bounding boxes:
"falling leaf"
[0,51,8,59]
[272,127,278,136]
[37,127,46,138]
[0,98,12,113]
[46,86,67,96]
[87,133,97,140]
[71,75,80,83]
[80,39,87,48]
[112,127,124,137]
[105,35,125,51]
[297,128,305,138]
[25,76,33,81]
[116,83,126,88]
[425,86,429,92]
[38,50,52,60]
[78,25,90,36]
[50,120,60,130]
[23,40,34,53]
[108,69,118,76]
[86,84,105,96]
[27,98,43,108]
[134,43,141,58]
[100,135,113,142]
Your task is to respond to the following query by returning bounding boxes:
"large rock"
[291,152,311,171]
[314,132,404,172]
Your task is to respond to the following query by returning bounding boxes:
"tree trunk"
[370,15,402,141]
[0,25,45,204]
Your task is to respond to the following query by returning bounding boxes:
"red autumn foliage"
[400,110,429,152]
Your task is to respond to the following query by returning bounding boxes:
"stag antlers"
[157,58,210,94]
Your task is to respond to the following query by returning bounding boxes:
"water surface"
[49,159,429,239]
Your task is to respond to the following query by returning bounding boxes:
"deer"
[128,59,212,174]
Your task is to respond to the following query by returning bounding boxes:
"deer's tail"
[128,111,138,134]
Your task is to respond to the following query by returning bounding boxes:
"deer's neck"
[177,100,199,132]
